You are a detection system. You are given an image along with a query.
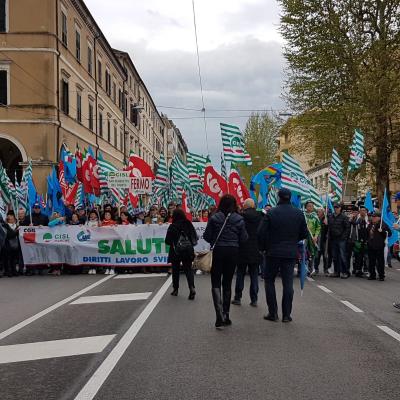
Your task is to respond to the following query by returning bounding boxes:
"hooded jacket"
[238,208,263,264]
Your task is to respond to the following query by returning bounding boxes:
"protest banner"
[106,171,131,189]
[130,177,153,195]
[19,223,208,267]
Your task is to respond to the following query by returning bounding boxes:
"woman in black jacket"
[204,194,248,328]
[165,209,198,299]
[2,211,20,277]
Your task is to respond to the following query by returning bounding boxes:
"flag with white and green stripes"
[97,153,124,204]
[267,188,278,207]
[154,154,169,194]
[187,152,206,192]
[0,163,12,205]
[220,153,227,181]
[348,129,364,172]
[329,148,343,201]
[220,123,252,165]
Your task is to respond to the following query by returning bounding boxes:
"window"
[120,130,124,151]
[112,82,116,103]
[107,119,111,142]
[99,112,103,137]
[118,89,122,109]
[75,29,81,61]
[105,70,111,96]
[114,126,118,147]
[61,11,68,46]
[88,102,94,131]
[87,45,93,75]
[0,65,9,106]
[76,92,82,123]
[61,79,69,114]
[0,0,8,32]
[97,60,102,86]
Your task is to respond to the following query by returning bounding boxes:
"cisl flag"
[202,162,228,204]
[228,168,250,207]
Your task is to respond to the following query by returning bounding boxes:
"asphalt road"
[0,265,400,400]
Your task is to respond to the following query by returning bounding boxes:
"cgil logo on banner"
[22,227,36,244]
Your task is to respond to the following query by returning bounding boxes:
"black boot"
[212,288,224,329]
[171,288,178,296]
[223,288,232,326]
[188,287,196,300]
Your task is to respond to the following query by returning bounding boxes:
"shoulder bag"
[192,213,231,273]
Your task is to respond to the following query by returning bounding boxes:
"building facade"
[0,0,167,192]
[162,115,188,166]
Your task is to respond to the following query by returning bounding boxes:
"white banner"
[106,171,131,189]
[130,177,152,194]
[19,223,208,267]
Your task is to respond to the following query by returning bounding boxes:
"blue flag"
[364,191,374,213]
[60,144,77,183]
[47,167,65,216]
[27,178,38,208]
[382,189,398,247]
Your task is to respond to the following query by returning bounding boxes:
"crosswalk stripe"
[114,273,168,279]
[70,293,152,305]
[317,285,333,294]
[0,335,115,364]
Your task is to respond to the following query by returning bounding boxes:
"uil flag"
[348,129,365,172]
[220,123,252,165]
[128,151,155,179]
[329,148,343,201]
[203,159,228,204]
[228,168,250,207]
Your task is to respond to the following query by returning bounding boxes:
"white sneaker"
[105,269,110,275]
[92,269,97,275]
[109,268,115,275]
[88,269,93,275]
[195,270,203,275]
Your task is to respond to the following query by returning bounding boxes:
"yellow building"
[0,0,166,192]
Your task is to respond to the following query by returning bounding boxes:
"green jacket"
[305,212,321,238]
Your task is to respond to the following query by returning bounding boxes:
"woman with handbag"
[165,209,198,299]
[2,211,20,277]
[204,195,248,329]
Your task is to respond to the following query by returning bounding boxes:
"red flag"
[129,192,139,208]
[75,145,83,182]
[128,153,155,179]
[203,164,228,204]
[82,149,100,196]
[182,190,192,221]
[228,169,250,207]
[58,160,68,198]
[65,182,79,205]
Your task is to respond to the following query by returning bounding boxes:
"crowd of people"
[1,189,399,328]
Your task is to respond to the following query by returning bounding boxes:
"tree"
[279,0,400,204]
[239,112,279,185]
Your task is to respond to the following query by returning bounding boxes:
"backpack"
[175,230,194,260]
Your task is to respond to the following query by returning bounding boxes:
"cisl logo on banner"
[22,227,36,244]
[130,177,152,195]
[106,171,131,189]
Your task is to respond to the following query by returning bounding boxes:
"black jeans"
[172,258,194,290]
[234,263,259,303]
[3,251,18,276]
[368,248,385,279]
[331,239,347,275]
[346,242,355,272]
[314,238,327,272]
[354,242,368,274]
[264,257,295,318]
[211,247,238,314]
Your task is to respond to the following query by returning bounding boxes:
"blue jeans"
[234,263,259,303]
[264,257,295,318]
[331,239,347,274]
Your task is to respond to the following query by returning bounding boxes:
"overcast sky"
[85,0,285,163]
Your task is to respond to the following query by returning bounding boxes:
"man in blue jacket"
[257,188,308,322]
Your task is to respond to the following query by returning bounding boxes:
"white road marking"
[396,269,400,271]
[0,276,113,341]
[74,276,172,400]
[70,292,152,305]
[377,326,400,342]
[341,300,364,313]
[114,273,168,279]
[317,285,333,294]
[0,335,115,364]
[307,277,315,282]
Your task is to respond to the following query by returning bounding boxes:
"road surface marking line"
[317,285,333,294]
[341,300,364,313]
[377,326,400,342]
[74,276,172,400]
[0,276,113,341]
[114,273,168,279]
[306,277,315,282]
[397,269,400,271]
[70,292,152,304]
[0,335,115,364]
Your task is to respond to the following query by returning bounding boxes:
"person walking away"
[257,188,308,323]
[101,211,116,275]
[232,198,263,307]
[304,201,321,276]
[314,208,328,275]
[328,203,350,278]
[1,212,20,277]
[165,209,198,300]
[17,208,27,275]
[353,206,369,277]
[367,211,391,281]
[204,194,248,329]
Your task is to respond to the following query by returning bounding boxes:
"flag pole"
[343,170,350,201]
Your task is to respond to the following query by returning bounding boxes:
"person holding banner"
[165,209,198,300]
